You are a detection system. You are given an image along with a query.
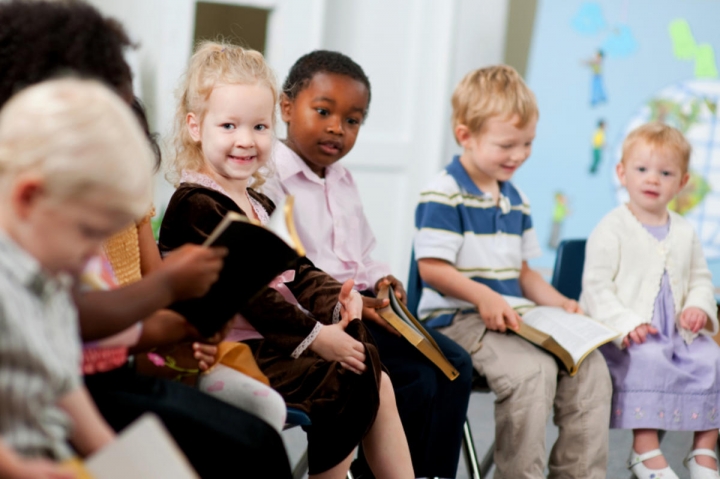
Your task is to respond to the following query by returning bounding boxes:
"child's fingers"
[628,330,641,345]
[622,335,631,348]
[362,306,400,335]
[362,296,389,311]
[208,246,229,258]
[504,311,520,332]
[646,325,659,335]
[692,316,704,333]
[340,361,363,375]
[494,313,506,333]
[338,279,355,304]
[342,357,366,373]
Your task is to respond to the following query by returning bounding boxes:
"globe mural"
[615,79,720,259]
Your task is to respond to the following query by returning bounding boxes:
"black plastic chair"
[407,251,494,479]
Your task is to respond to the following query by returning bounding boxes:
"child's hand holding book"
[476,289,522,333]
[158,244,227,301]
[309,280,367,375]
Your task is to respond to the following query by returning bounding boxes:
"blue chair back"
[285,407,311,428]
[550,239,587,301]
[406,250,423,318]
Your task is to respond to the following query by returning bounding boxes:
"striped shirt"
[413,156,542,327]
[0,231,80,460]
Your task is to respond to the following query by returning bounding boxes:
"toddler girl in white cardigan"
[581,122,719,479]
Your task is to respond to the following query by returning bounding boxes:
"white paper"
[86,414,198,479]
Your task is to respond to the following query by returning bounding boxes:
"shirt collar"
[273,140,349,185]
[445,155,513,214]
[0,229,69,299]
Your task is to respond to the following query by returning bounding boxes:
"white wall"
[85,0,509,282]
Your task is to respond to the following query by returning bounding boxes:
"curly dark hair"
[282,50,371,106]
[0,0,134,109]
[131,97,162,171]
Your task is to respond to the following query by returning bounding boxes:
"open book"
[63,414,198,479]
[169,196,305,336]
[376,285,460,381]
[505,296,619,376]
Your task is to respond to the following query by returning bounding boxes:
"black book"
[169,197,305,337]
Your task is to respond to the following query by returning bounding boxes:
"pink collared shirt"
[262,141,391,292]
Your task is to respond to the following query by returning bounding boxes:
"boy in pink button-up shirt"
[262,50,473,479]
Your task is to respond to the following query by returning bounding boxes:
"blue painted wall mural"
[520,0,720,294]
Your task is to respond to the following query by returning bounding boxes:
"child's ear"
[11,174,44,219]
[616,161,627,186]
[186,113,201,142]
[680,171,690,189]
[454,124,472,147]
[279,93,293,123]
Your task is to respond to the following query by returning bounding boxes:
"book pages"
[521,306,619,366]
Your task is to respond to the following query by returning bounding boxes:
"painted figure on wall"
[587,49,607,107]
[590,119,606,174]
[548,191,570,250]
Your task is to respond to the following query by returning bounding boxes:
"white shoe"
[628,449,680,479]
[684,449,720,478]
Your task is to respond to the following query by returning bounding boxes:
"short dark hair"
[0,0,134,109]
[282,50,371,106]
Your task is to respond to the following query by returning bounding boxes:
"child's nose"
[326,116,343,135]
[234,128,254,147]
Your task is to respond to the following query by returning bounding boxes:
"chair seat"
[285,407,311,428]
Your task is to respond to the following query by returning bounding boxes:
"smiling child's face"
[188,83,275,189]
[281,72,369,178]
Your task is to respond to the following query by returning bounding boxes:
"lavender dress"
[601,221,720,431]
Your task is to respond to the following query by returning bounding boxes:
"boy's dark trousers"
[356,321,473,478]
[85,365,292,479]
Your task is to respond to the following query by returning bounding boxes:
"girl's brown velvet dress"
[159,183,382,474]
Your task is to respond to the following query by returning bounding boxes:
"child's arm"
[679,231,718,334]
[518,261,581,313]
[418,258,521,332]
[582,223,649,345]
[137,220,163,276]
[0,440,74,479]
[309,280,367,374]
[57,387,114,457]
[76,244,226,341]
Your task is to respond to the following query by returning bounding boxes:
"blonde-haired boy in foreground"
[0,78,154,479]
[413,65,612,479]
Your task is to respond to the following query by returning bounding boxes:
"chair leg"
[462,419,483,479]
[479,439,495,478]
[293,448,309,479]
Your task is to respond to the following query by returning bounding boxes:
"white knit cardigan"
[580,204,718,348]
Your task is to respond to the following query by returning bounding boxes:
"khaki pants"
[438,312,612,479]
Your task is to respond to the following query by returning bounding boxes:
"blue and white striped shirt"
[413,156,542,327]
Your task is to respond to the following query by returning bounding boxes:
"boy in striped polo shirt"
[413,65,612,479]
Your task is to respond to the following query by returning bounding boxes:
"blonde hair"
[168,41,278,187]
[0,78,154,219]
[621,122,691,174]
[451,65,538,143]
